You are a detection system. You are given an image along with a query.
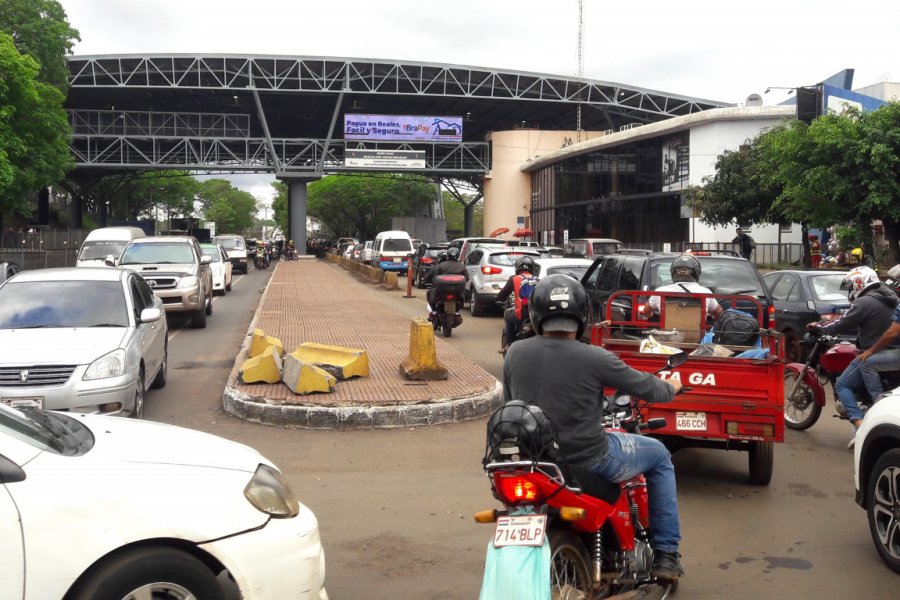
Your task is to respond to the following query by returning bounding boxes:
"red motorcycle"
[476,353,687,599]
[784,331,900,430]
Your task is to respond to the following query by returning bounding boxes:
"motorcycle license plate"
[676,412,706,431]
[2,396,43,409]
[445,300,457,313]
[493,514,547,548]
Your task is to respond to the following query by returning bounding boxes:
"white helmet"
[840,266,880,301]
[886,264,900,294]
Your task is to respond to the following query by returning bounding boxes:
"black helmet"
[485,400,560,464]
[437,250,450,263]
[528,273,591,339]
[447,246,460,261]
[514,255,536,275]
[670,253,701,282]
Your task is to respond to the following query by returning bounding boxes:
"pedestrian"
[732,227,755,261]
[809,235,822,269]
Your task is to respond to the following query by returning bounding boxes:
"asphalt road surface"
[147,260,898,600]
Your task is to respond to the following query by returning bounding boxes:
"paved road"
[149,260,898,600]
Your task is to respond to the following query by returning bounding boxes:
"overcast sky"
[57,0,898,202]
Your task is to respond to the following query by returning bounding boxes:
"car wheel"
[867,448,900,574]
[205,294,213,316]
[68,546,225,600]
[471,293,487,317]
[226,277,232,292]
[783,329,803,363]
[131,368,145,419]
[150,343,167,389]
[191,307,207,328]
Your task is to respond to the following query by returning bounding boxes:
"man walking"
[732,227,755,261]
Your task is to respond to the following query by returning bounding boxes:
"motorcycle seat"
[567,465,622,505]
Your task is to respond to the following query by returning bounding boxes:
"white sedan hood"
[0,328,129,365]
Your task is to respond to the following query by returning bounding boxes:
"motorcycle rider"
[807,265,899,449]
[642,253,724,322]
[495,255,538,353]
[424,247,468,320]
[858,264,900,384]
[503,274,686,581]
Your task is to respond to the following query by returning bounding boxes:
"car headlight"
[84,349,127,380]
[244,464,300,518]
[178,275,199,289]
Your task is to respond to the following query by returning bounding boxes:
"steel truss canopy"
[65,54,731,175]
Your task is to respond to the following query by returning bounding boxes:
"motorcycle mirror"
[666,352,688,369]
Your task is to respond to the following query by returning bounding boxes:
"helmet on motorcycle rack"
[670,253,702,283]
[840,266,881,301]
[528,274,591,340]
[446,247,460,261]
[484,400,560,464]
[514,255,536,275]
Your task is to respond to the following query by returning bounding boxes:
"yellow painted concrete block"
[250,328,284,358]
[399,318,448,381]
[239,346,283,384]
[383,271,399,289]
[282,353,337,395]
[293,342,369,380]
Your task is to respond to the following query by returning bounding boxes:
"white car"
[0,268,167,418]
[463,247,541,316]
[531,257,594,281]
[201,243,234,295]
[854,388,900,574]
[0,403,328,600]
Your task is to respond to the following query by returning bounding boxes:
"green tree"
[198,178,256,235]
[306,174,436,241]
[271,180,288,235]
[443,191,483,236]
[0,0,80,91]
[0,33,72,216]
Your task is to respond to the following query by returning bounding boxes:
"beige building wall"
[483,129,603,239]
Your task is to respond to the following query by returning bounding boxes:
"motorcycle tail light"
[726,421,775,437]
[446,294,456,300]
[494,473,545,504]
[481,265,503,275]
[422,257,433,264]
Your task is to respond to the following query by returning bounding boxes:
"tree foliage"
[0,33,72,215]
[197,178,257,235]
[62,170,199,224]
[0,0,80,91]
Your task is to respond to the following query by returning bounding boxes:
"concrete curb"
[222,259,504,429]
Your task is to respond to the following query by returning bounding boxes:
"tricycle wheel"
[748,441,774,485]
[783,369,821,430]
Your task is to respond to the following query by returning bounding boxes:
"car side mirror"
[200,255,212,265]
[140,307,164,323]
[104,254,117,267]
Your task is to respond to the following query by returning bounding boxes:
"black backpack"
[713,309,760,346]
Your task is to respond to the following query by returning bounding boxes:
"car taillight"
[482,265,503,275]
[446,294,456,300]
[422,257,433,264]
[767,304,775,329]
[493,473,545,504]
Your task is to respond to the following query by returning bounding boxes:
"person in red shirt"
[809,235,822,268]
[495,256,538,353]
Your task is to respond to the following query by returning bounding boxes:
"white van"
[76,226,146,267]
[373,230,413,272]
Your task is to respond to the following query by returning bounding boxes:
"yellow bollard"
[239,346,283,384]
[249,328,284,358]
[399,318,448,380]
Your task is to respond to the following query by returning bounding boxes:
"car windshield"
[0,405,94,455]
[120,242,195,265]
[810,274,849,302]
[489,252,535,267]
[0,281,129,328]
[78,240,128,261]
[215,237,244,250]
[650,257,765,296]
[592,242,621,254]
[547,265,590,280]
[200,246,223,261]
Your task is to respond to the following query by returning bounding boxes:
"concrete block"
[399,318,448,380]
[239,346,283,384]
[282,353,337,394]
[249,328,284,358]
[293,342,369,380]
[383,271,399,289]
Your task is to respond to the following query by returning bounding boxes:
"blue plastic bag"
[479,509,551,600]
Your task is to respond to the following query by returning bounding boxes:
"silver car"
[0,268,167,418]
[464,247,541,316]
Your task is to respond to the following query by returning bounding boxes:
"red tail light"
[767,304,775,329]
[422,257,433,264]
[482,265,503,275]
[493,473,545,504]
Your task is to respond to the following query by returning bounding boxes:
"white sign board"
[345,149,426,169]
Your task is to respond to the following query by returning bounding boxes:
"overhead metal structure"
[65,54,731,175]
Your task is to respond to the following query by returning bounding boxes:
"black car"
[411,243,449,288]
[579,249,774,342]
[763,269,851,362]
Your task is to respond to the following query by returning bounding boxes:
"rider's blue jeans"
[584,431,680,553]
[836,356,884,422]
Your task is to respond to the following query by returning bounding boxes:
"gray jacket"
[818,283,899,350]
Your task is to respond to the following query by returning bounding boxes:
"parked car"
[531,257,594,280]
[463,246,541,316]
[763,269,851,362]
[565,237,624,259]
[854,387,900,574]
[0,267,167,418]
[0,402,328,599]
[212,234,249,274]
[75,226,146,267]
[0,261,22,284]
[360,240,375,264]
[200,243,234,295]
[339,242,355,260]
[580,249,774,342]
[350,242,363,262]
[411,243,449,288]
[118,236,214,328]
